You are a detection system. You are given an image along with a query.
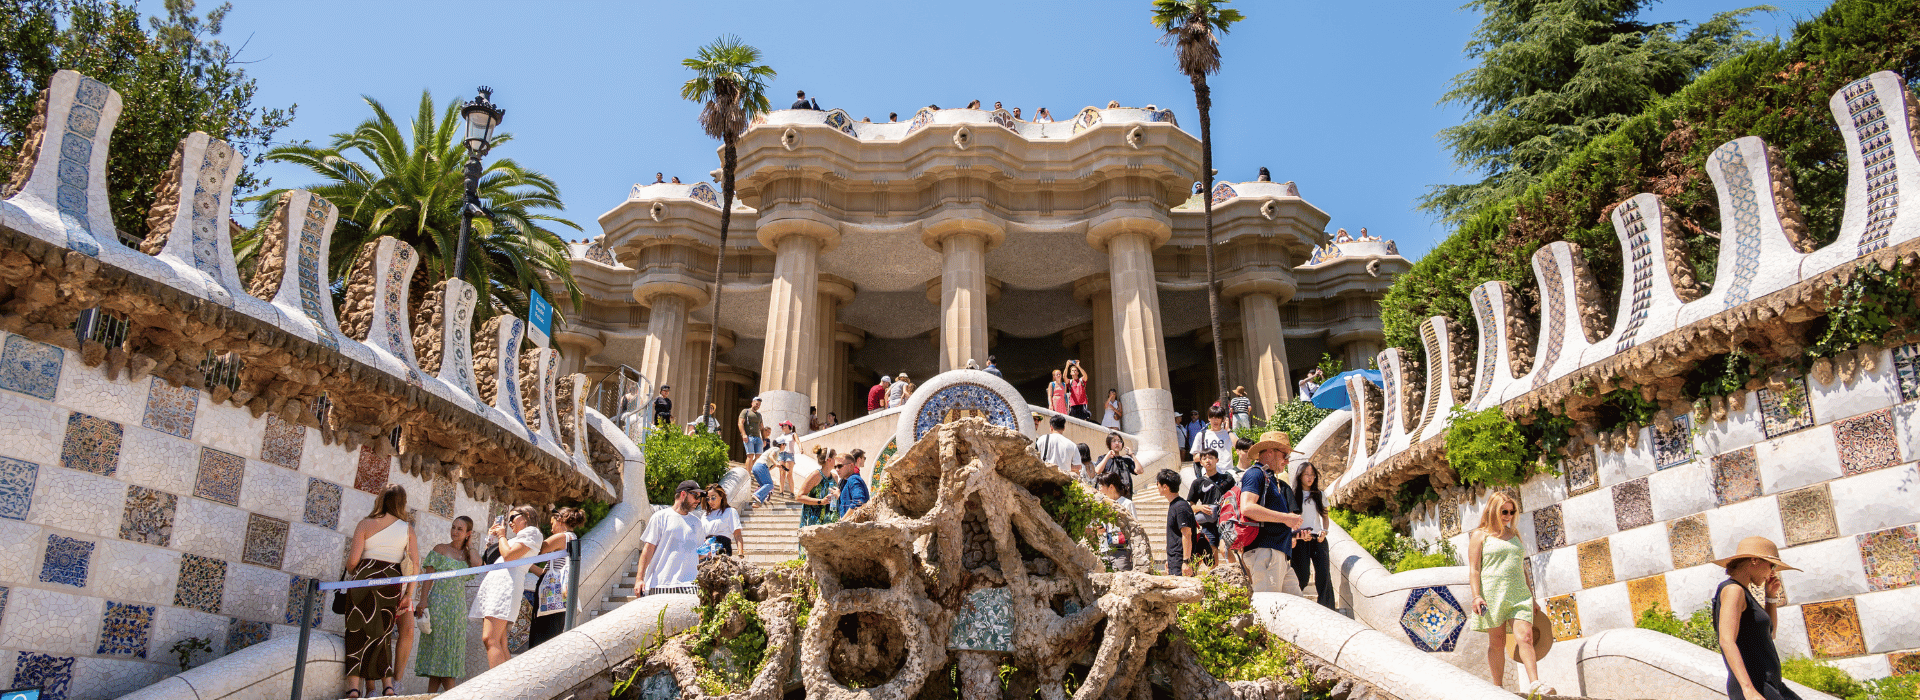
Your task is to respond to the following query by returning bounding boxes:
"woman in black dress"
[1712,537,1799,700]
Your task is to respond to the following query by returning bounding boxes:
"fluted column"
[834,324,865,421]
[1089,217,1175,465]
[924,220,1001,372]
[756,218,838,431]
[809,275,855,430]
[1239,293,1291,416]
[1076,275,1121,399]
[637,293,689,410]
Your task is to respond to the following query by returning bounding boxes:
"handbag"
[482,542,500,565]
[418,608,432,635]
[331,568,350,615]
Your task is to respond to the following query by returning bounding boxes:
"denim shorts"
[778,451,793,464]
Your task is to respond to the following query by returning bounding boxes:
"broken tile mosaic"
[1759,379,1815,438]
[429,477,455,519]
[1564,450,1599,496]
[1652,414,1695,469]
[1779,485,1840,546]
[0,334,63,401]
[0,456,38,521]
[1579,538,1615,589]
[118,484,177,546]
[193,447,244,506]
[1613,478,1653,531]
[96,600,153,658]
[241,513,289,569]
[58,412,121,477]
[353,446,388,494]
[1802,598,1867,658]
[1533,504,1565,550]
[174,553,225,614]
[259,414,305,471]
[1858,525,1920,591]
[303,478,341,529]
[1627,574,1670,617]
[226,617,271,653]
[141,377,198,439]
[39,534,92,588]
[1834,409,1900,476]
[12,652,73,700]
[1545,594,1581,641]
[1712,448,1762,506]
[1669,514,1714,569]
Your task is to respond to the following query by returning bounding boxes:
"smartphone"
[493,515,506,530]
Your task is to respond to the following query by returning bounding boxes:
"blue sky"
[189,0,1830,261]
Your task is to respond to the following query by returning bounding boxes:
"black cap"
[676,480,702,494]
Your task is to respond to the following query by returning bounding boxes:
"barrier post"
[566,537,582,630]
[290,577,318,700]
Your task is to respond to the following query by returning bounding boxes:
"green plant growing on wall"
[1683,349,1761,401]
[1175,575,1311,685]
[690,588,768,694]
[1594,386,1660,435]
[1316,353,1344,381]
[1635,606,1717,651]
[1039,481,1123,549]
[1330,508,1455,571]
[1237,400,1334,444]
[170,636,211,671]
[641,426,729,505]
[1520,408,1576,470]
[1809,261,1918,360]
[1383,476,1440,515]
[1443,405,1532,486]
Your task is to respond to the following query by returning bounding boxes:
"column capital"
[818,273,857,307]
[552,329,604,357]
[834,323,866,349]
[920,215,1006,251]
[1220,271,1297,304]
[631,271,709,308]
[684,323,735,354]
[1085,213,1172,252]
[756,215,840,252]
[1072,273,1111,304]
[925,274,1003,304]
[1191,323,1243,347]
[1061,323,1094,348]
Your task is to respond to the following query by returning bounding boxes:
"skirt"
[469,564,527,621]
[343,559,403,679]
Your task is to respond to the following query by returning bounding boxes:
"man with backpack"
[1228,430,1304,593]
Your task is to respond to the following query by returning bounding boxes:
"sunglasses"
[1500,509,1516,515]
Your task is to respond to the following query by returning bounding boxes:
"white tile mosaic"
[303,441,357,487]
[1698,392,1766,457]
[1755,427,1845,494]
[281,523,345,581]
[27,467,122,538]
[1664,563,1725,616]
[171,497,245,561]
[1829,651,1891,681]
[236,461,304,524]
[1895,402,1920,465]
[1648,460,1714,522]
[1559,488,1618,546]
[150,605,227,659]
[1594,429,1656,489]
[223,562,284,622]
[1520,470,1568,516]
[1779,537,1870,603]
[71,656,170,700]
[1537,546,1580,599]
[1705,496,1785,561]
[91,539,180,608]
[192,394,263,460]
[0,519,45,579]
[0,391,64,466]
[337,489,376,535]
[54,354,148,427]
[1809,348,1900,426]
[1576,581,1632,634]
[1773,604,1813,660]
[1609,523,1671,582]
[1831,464,1920,537]
[118,428,199,496]
[1516,509,1539,557]
[0,586,103,655]
[1855,584,1920,653]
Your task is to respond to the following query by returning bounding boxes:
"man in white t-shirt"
[638,480,706,595]
[1035,414,1083,478]
[1188,405,1236,466]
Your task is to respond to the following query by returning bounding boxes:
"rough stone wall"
[411,280,447,376]
[1,90,47,199]
[519,348,542,432]
[556,373,576,455]
[1769,144,1817,253]
[1446,319,1474,404]
[243,193,293,301]
[1498,283,1535,377]
[337,240,380,342]
[1658,199,1706,303]
[472,316,504,405]
[138,146,185,255]
[1567,244,1612,344]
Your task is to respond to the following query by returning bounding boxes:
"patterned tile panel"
[0,335,63,400]
[141,378,198,439]
[1803,598,1867,658]
[285,575,321,626]
[1470,285,1498,402]
[1890,650,1920,676]
[947,586,1013,652]
[1895,344,1920,402]
[1627,574,1670,617]
[1564,451,1599,496]
[173,553,225,613]
[0,457,38,521]
[241,514,289,569]
[1439,498,1461,539]
[1533,504,1565,550]
[1578,538,1615,589]
[118,485,177,546]
[353,447,388,494]
[226,617,271,653]
[303,478,341,529]
[1758,379,1815,438]
[258,414,305,470]
[1545,594,1581,641]
[193,447,244,506]
[1614,478,1653,531]
[1532,248,1568,390]
[12,652,74,700]
[1779,485,1840,546]
[51,76,109,256]
[58,412,121,477]
[429,477,455,518]
[96,600,154,658]
[1835,409,1899,475]
[1716,143,1766,308]
[1614,197,1658,352]
[1842,77,1901,256]
[1669,514,1714,569]
[1858,526,1920,591]
[1712,448,1762,506]
[39,534,92,588]
[1652,414,1694,469]
[1399,586,1467,652]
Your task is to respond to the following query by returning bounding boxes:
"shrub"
[1783,657,1864,699]
[1443,406,1532,486]
[1176,575,1309,685]
[1391,538,1459,573]
[1038,480,1122,549]
[1237,400,1335,444]
[1331,508,1456,571]
[641,426,729,504]
[1635,606,1717,651]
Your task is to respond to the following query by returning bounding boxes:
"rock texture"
[1,90,48,199]
[243,193,294,301]
[411,281,447,376]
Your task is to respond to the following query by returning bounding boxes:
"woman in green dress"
[1468,491,1553,694]
[796,450,841,558]
[415,516,478,691]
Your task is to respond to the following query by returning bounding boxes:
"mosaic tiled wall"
[0,331,512,700]
[1410,345,1920,680]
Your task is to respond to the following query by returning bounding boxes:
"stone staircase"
[739,493,806,565]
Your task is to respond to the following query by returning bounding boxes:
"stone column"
[1225,267,1298,420]
[1221,325,1249,401]
[1074,275,1121,400]
[834,324,866,421]
[682,324,733,427]
[756,218,838,431]
[808,276,854,431]
[636,292,689,410]
[1089,217,1176,465]
[924,220,1002,372]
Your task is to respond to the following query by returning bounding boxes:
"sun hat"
[1503,606,1555,662]
[1248,430,1293,460]
[1712,536,1799,572]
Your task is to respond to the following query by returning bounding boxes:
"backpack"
[1217,479,1260,552]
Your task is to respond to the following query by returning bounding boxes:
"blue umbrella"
[1310,369,1386,410]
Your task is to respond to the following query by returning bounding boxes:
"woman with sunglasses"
[1713,537,1800,700]
[470,505,543,669]
[1468,492,1551,694]
[527,507,586,649]
[703,484,743,557]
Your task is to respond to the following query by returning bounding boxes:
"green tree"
[1152,0,1244,408]
[246,91,580,321]
[680,35,775,414]
[1422,0,1765,224]
[0,0,294,239]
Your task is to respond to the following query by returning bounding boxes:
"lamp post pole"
[451,86,504,281]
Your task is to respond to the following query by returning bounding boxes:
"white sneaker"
[1526,680,1557,696]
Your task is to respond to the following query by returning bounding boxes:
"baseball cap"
[676,480,703,494]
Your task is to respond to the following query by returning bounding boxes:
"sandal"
[344,691,362,699]
[382,687,398,697]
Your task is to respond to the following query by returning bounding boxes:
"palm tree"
[681,35,776,415]
[242,90,581,322]
[1152,0,1243,408]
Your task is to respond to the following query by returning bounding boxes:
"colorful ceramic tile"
[1564,450,1599,496]
[1545,594,1581,641]
[96,600,154,658]
[353,447,388,494]
[174,553,225,613]
[948,586,1014,652]
[1858,526,1920,591]
[1669,514,1714,569]
[1579,538,1615,589]
[39,534,92,588]
[285,575,321,626]
[141,377,198,439]
[259,414,305,471]
[1759,379,1815,438]
[1803,598,1867,658]
[1438,498,1461,538]
[1653,414,1695,469]
[1780,484,1840,546]
[1890,650,1920,676]
[429,477,455,519]
[1614,478,1653,531]
[241,514,289,569]
[0,334,63,400]
[58,412,121,477]
[1896,344,1920,403]
[118,484,177,546]
[1835,409,1900,475]
[507,595,533,653]
[227,617,271,653]
[12,652,74,700]
[640,671,680,700]
[1533,504,1565,550]
[1627,575,1670,617]
[193,447,243,506]
[303,478,341,529]
[1399,585,1467,652]
[0,456,38,521]
[1712,448,1762,506]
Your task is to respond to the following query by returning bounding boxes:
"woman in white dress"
[1101,389,1123,430]
[470,505,542,669]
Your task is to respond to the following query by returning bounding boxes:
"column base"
[757,389,812,439]
[1120,388,1179,473]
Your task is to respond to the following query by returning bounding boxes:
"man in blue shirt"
[1238,431,1303,594]
[835,449,870,517]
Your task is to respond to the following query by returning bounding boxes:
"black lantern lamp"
[451,86,505,279]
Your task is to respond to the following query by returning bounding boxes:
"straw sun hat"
[1248,430,1293,458]
[1712,536,1800,572]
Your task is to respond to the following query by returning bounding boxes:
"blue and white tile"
[93,539,180,608]
[1856,586,1920,653]
[1705,496,1785,561]
[1810,348,1900,425]
[0,456,38,521]
[28,467,122,538]
[39,534,94,588]
[1559,488,1618,546]
[0,586,102,655]
[117,427,198,495]
[1754,428,1844,495]
[1574,580,1632,635]
[170,497,246,561]
[54,351,146,425]
[149,605,227,659]
[237,460,305,524]
[1831,464,1920,537]
[1595,427,1656,488]
[96,600,154,658]
[10,652,72,700]
[0,391,65,466]
[1698,391,1766,457]
[222,562,285,623]
[1779,537,1870,602]
[1648,460,1714,522]
[71,656,169,700]
[1609,523,1672,582]
[1665,563,1726,616]
[0,334,63,401]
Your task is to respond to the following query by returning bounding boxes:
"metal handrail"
[587,365,652,441]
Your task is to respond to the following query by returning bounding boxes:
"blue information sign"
[527,289,553,349]
[2,688,42,700]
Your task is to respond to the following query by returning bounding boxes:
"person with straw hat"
[1713,537,1800,700]
[1237,431,1303,593]
[1468,491,1553,694]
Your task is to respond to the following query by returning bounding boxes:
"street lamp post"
[452,86,505,281]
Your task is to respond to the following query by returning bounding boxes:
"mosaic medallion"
[1835,409,1899,475]
[194,447,244,506]
[1652,414,1694,469]
[259,414,306,470]
[1399,586,1466,652]
[1895,344,1920,402]
[1758,379,1815,438]
[1613,478,1653,531]
[912,382,1019,441]
[1626,575,1670,618]
[96,601,154,658]
[1669,514,1713,569]
[0,456,39,521]
[1564,450,1598,496]
[142,377,199,439]
[12,652,73,700]
[0,334,63,400]
[119,484,177,546]
[1859,526,1920,591]
[1545,594,1581,641]
[174,553,226,613]
[59,412,121,477]
[1578,538,1615,589]
[1533,504,1565,550]
[226,617,271,653]
[1780,485,1840,546]
[304,478,342,529]
[1802,598,1866,658]
[40,534,93,588]
[948,586,1014,652]
[1712,448,1762,506]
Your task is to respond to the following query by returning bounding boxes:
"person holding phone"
[1468,492,1551,694]
[470,506,542,669]
[1290,462,1334,609]
[1713,538,1800,700]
